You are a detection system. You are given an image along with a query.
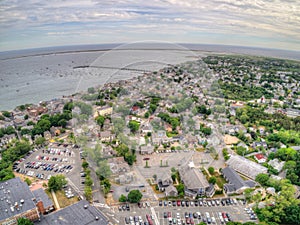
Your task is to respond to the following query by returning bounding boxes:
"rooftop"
[0,177,36,221]
[38,200,108,225]
[32,188,53,209]
[179,162,209,190]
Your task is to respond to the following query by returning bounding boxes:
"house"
[226,155,268,180]
[152,130,170,145]
[157,173,173,191]
[0,177,40,225]
[50,126,61,136]
[286,108,300,118]
[108,157,130,175]
[140,144,154,155]
[222,167,256,194]
[268,159,284,172]
[165,185,178,197]
[32,188,54,214]
[99,131,114,142]
[43,131,52,141]
[252,141,268,150]
[254,153,267,163]
[140,124,152,134]
[38,200,108,225]
[94,106,113,118]
[178,162,214,198]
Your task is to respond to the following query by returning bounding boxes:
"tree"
[84,186,93,201]
[208,167,215,175]
[209,176,217,184]
[128,120,140,133]
[119,194,127,202]
[127,190,143,203]
[96,115,105,127]
[35,136,46,146]
[82,161,89,169]
[48,175,67,192]
[255,173,269,186]
[24,178,32,186]
[244,188,254,202]
[17,218,33,225]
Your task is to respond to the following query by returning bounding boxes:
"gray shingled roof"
[179,163,209,190]
[226,155,267,179]
[222,167,256,193]
[0,177,36,221]
[38,200,108,225]
[222,167,246,190]
[32,188,53,209]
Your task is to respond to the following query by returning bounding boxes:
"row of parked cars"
[245,208,257,220]
[164,211,232,224]
[36,155,70,162]
[124,214,154,225]
[44,147,74,156]
[159,198,242,207]
[23,161,73,173]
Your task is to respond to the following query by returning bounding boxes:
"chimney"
[36,201,45,214]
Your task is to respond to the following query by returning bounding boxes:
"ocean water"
[0,43,299,111]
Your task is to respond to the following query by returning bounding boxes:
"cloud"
[0,0,299,51]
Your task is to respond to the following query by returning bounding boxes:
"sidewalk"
[51,190,61,210]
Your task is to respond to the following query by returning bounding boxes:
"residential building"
[94,106,113,118]
[165,185,178,197]
[140,144,154,155]
[157,173,173,191]
[254,153,267,163]
[222,167,256,194]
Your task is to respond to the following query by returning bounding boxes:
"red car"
[177,200,181,206]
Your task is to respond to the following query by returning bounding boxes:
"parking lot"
[112,198,257,225]
[13,143,83,188]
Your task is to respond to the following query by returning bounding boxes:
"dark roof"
[38,200,108,225]
[32,188,53,209]
[0,177,36,221]
[222,167,255,192]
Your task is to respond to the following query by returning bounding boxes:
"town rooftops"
[0,177,36,221]
[38,200,108,225]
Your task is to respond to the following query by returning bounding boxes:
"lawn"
[46,189,79,209]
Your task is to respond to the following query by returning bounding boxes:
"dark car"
[172,201,176,206]
[159,201,162,206]
[185,201,189,207]
[164,212,168,218]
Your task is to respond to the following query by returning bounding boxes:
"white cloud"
[0,0,299,51]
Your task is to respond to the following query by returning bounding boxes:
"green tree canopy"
[119,194,127,202]
[127,190,143,203]
[17,218,33,225]
[208,176,217,184]
[255,173,269,186]
[128,120,140,133]
[48,175,67,192]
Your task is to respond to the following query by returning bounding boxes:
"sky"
[0,0,299,52]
